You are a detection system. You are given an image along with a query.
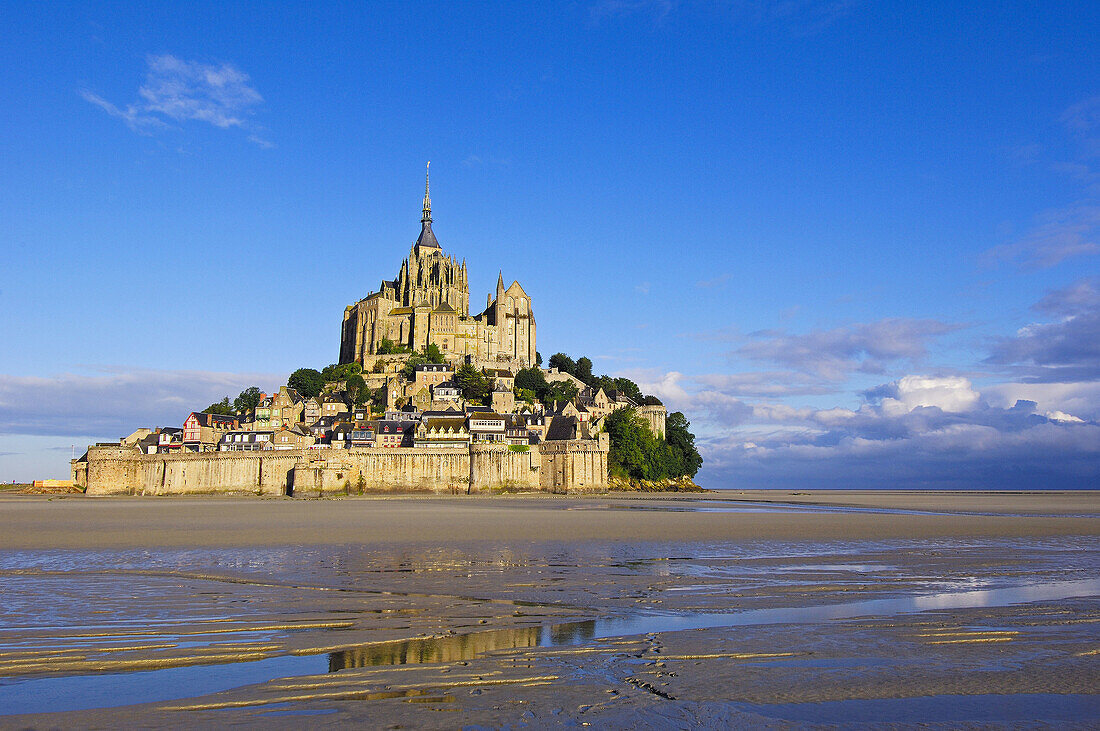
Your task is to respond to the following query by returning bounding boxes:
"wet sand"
[0,491,1096,550]
[0,492,1096,727]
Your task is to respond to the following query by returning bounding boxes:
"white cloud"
[869,375,980,416]
[986,277,1100,381]
[0,367,284,437]
[83,55,268,145]
[635,363,1099,489]
[982,381,1100,422]
[1046,410,1085,423]
[738,318,960,380]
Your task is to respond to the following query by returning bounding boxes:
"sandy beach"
[0,491,1096,727]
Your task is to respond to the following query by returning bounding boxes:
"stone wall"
[77,438,607,496]
[469,444,542,492]
[539,433,609,493]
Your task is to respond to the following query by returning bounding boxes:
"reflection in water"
[585,578,1100,639]
[326,578,1098,670]
[329,620,599,671]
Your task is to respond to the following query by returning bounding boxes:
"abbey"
[339,166,536,369]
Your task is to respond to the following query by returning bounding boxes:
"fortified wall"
[75,439,608,496]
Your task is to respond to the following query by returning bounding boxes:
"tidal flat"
[0,492,1097,728]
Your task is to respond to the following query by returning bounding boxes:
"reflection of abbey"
[340,166,536,369]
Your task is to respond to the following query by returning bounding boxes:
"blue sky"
[2,1,1098,487]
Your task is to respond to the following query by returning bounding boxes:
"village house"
[504,414,534,445]
[414,415,470,448]
[271,424,315,450]
[468,411,506,443]
[485,368,515,391]
[374,420,415,448]
[491,381,515,414]
[219,431,273,451]
[321,393,350,418]
[413,363,453,387]
[269,386,304,430]
[303,397,322,423]
[348,423,375,448]
[433,380,461,403]
[182,412,239,452]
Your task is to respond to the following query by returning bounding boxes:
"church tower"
[398,163,470,316]
[339,165,534,367]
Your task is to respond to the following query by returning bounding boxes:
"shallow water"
[584,499,1100,518]
[736,693,1100,724]
[0,531,1097,719]
[2,575,1096,715]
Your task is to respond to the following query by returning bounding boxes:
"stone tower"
[391,163,470,315]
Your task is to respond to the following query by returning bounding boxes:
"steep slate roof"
[188,412,237,428]
[416,219,440,249]
[422,408,463,417]
[423,417,467,431]
[545,416,579,441]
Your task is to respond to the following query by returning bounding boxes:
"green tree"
[548,353,575,375]
[545,380,578,406]
[377,338,411,355]
[423,343,445,364]
[594,375,617,394]
[345,374,367,405]
[372,359,386,373]
[535,351,543,366]
[232,386,262,415]
[401,352,428,379]
[455,364,491,404]
[604,408,649,479]
[203,397,233,415]
[665,411,703,477]
[613,377,643,402]
[574,357,595,386]
[371,385,387,412]
[288,368,324,398]
[514,366,548,396]
[641,395,664,406]
[603,407,702,481]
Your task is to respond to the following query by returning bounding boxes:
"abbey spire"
[414,162,441,251]
[421,161,431,223]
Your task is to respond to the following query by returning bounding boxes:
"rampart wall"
[539,433,610,493]
[76,439,607,496]
[469,444,542,492]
